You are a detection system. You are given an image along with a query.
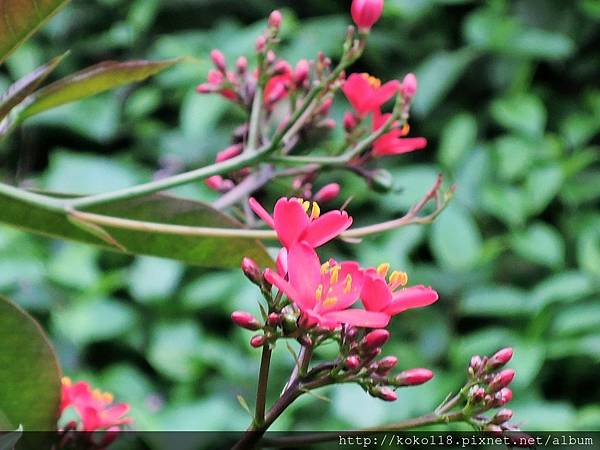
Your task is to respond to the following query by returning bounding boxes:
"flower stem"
[254,345,272,427]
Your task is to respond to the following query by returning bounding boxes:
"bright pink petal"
[103,404,132,425]
[342,74,373,115]
[320,262,365,312]
[249,197,275,228]
[360,274,392,312]
[385,285,439,315]
[273,198,310,248]
[373,137,428,156]
[264,268,313,311]
[303,211,352,247]
[325,309,390,328]
[287,242,321,305]
[276,247,288,276]
[371,80,400,109]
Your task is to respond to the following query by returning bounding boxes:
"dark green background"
[1,0,599,433]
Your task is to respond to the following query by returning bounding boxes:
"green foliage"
[0,0,599,434]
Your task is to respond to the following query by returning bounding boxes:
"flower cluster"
[235,197,439,400]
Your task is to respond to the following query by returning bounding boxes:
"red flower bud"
[205,175,224,191]
[210,49,227,72]
[294,59,310,86]
[395,368,434,386]
[196,83,214,94]
[345,355,360,370]
[216,144,243,162]
[241,257,262,285]
[256,36,267,52]
[494,388,513,406]
[314,183,341,204]
[268,10,282,29]
[343,112,358,131]
[492,408,513,425]
[267,313,281,326]
[488,369,515,392]
[273,60,292,76]
[400,73,417,99]
[470,355,483,372]
[373,386,397,402]
[236,56,248,74]
[487,348,513,371]
[318,98,333,115]
[376,356,398,374]
[250,335,266,348]
[362,329,390,351]
[232,311,261,331]
[351,0,384,31]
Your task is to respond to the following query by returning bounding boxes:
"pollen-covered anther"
[376,263,390,277]
[389,270,408,289]
[320,261,330,274]
[361,73,381,89]
[401,123,410,136]
[343,274,353,294]
[315,284,323,301]
[323,296,338,307]
[310,202,321,219]
[329,265,340,285]
[302,200,311,212]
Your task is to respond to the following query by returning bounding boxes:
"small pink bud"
[210,49,227,72]
[268,10,282,29]
[343,112,358,131]
[395,368,434,386]
[273,60,292,76]
[400,73,418,99]
[250,335,266,348]
[294,59,310,86]
[241,257,262,285]
[487,348,513,371]
[319,118,336,129]
[362,329,390,351]
[216,144,243,162]
[196,83,214,94]
[494,388,513,406]
[351,0,384,31]
[266,51,276,65]
[256,36,267,52]
[470,386,486,402]
[314,183,341,204]
[376,356,398,374]
[345,355,360,370]
[204,175,224,191]
[232,311,261,331]
[268,313,281,326]
[318,98,334,115]
[373,386,397,402]
[236,56,248,74]
[492,408,513,425]
[488,369,515,392]
[266,82,287,105]
[470,355,483,372]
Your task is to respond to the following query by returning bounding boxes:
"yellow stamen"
[310,202,321,220]
[315,284,323,301]
[401,123,410,136]
[389,271,408,288]
[320,261,331,274]
[344,274,353,294]
[377,263,390,278]
[103,393,114,403]
[361,73,381,88]
[323,296,338,307]
[302,200,310,212]
[329,265,340,285]
[61,377,72,386]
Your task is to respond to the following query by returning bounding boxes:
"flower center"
[377,262,408,291]
[361,73,381,89]
[93,389,114,404]
[315,263,354,305]
[297,198,321,219]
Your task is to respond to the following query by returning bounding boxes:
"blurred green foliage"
[1,0,599,437]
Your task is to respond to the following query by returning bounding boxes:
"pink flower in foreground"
[264,243,390,329]
[60,377,132,432]
[342,73,399,117]
[249,197,352,249]
[361,264,438,319]
[351,0,384,31]
[372,110,427,157]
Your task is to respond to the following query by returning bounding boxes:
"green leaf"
[438,113,478,170]
[0,296,61,430]
[430,203,483,271]
[0,0,70,65]
[128,256,183,304]
[578,224,600,277]
[530,271,596,311]
[525,165,564,215]
[0,52,66,120]
[0,191,272,268]
[510,222,565,268]
[459,285,530,317]
[17,58,182,121]
[490,94,547,137]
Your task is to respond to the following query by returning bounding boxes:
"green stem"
[0,182,64,211]
[254,345,272,427]
[246,85,263,153]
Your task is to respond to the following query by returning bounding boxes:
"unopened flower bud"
[267,313,281,326]
[216,144,243,162]
[486,348,513,371]
[266,51,276,65]
[492,408,513,425]
[345,355,360,370]
[351,0,384,31]
[196,83,214,94]
[210,49,227,72]
[282,313,298,333]
[205,175,225,191]
[250,335,266,348]
[319,118,336,129]
[268,10,282,29]
[343,112,358,131]
[231,311,261,331]
[376,356,398,374]
[401,73,418,99]
[256,36,267,52]
[318,98,333,115]
[395,368,434,386]
[361,329,390,351]
[236,56,248,74]
[494,388,513,406]
[314,183,340,204]
[273,60,292,76]
[488,369,515,392]
[470,355,483,373]
[370,169,394,193]
[294,59,310,86]
[371,386,397,402]
[241,257,262,285]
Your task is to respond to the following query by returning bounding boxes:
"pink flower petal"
[273,198,310,248]
[373,137,428,156]
[303,211,352,247]
[276,247,288,276]
[287,242,321,305]
[371,80,400,109]
[325,309,390,328]
[360,274,393,312]
[264,268,313,311]
[385,285,439,315]
[321,261,365,312]
[249,197,275,228]
[342,74,372,115]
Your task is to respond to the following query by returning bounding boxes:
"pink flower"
[342,73,399,116]
[264,242,390,329]
[372,110,427,157]
[60,378,132,432]
[351,0,384,31]
[249,197,352,249]
[361,264,438,318]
